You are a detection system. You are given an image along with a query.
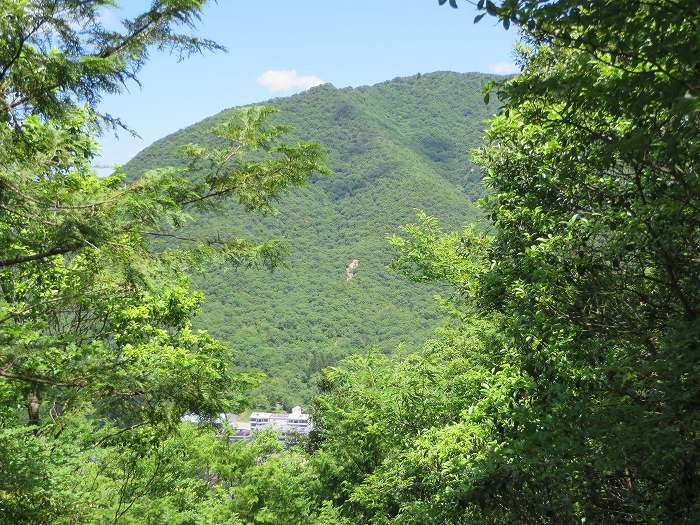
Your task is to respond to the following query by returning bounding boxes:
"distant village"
[183,406,312,442]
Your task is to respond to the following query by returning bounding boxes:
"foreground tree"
[326,0,700,522]
[282,1,700,523]
[0,1,329,521]
[467,1,700,520]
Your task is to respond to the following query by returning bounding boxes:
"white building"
[250,406,312,436]
[184,406,312,441]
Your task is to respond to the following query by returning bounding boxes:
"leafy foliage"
[289,1,700,523]
[4,0,698,522]
[0,2,328,521]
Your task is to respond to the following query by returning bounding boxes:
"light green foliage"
[389,212,490,301]
[59,425,332,525]
[93,426,308,525]
[0,2,328,522]
[0,104,327,519]
[125,72,498,407]
[0,103,328,422]
[308,318,500,518]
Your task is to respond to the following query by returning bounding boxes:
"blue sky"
[96,1,518,170]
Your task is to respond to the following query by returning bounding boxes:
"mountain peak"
[124,71,497,407]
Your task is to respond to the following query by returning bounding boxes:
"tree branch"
[0,369,84,388]
[0,242,84,268]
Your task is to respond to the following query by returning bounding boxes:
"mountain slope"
[125,71,498,407]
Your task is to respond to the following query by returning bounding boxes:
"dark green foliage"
[125,71,499,407]
[287,1,700,523]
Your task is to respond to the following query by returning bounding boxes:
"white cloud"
[489,62,520,75]
[256,70,324,94]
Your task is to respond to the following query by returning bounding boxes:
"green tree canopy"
[0,2,329,521]
[321,0,700,522]
[282,1,700,522]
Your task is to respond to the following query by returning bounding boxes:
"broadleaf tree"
[227,1,700,522]
[331,0,700,521]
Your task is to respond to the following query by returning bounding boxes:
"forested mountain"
[125,71,497,407]
[4,1,699,522]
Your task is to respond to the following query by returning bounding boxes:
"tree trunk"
[27,391,40,425]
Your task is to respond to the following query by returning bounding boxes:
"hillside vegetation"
[125,71,497,407]
[5,1,699,522]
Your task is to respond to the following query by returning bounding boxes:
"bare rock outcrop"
[345,258,359,281]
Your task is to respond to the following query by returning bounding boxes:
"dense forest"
[1,0,699,524]
[124,71,495,407]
